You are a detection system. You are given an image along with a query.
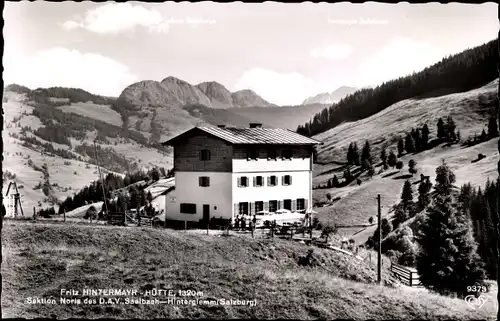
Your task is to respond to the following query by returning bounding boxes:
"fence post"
[64,210,66,222]
[33,206,36,221]
[207,222,209,235]
[185,220,187,232]
[410,271,413,287]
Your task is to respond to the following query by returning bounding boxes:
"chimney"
[249,123,262,128]
[217,125,226,128]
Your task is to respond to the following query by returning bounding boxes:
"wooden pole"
[185,220,187,232]
[63,210,66,222]
[377,194,382,285]
[33,206,36,221]
[207,222,209,235]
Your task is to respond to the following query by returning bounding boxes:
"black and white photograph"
[1,1,499,320]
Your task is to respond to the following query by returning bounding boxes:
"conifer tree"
[446,116,457,141]
[488,115,499,138]
[397,139,405,157]
[347,143,353,165]
[388,150,397,168]
[380,146,387,166]
[361,140,372,168]
[416,161,485,297]
[421,123,430,148]
[437,118,446,140]
[352,142,360,166]
[418,178,433,210]
[401,180,414,210]
[480,129,487,142]
[405,133,416,153]
[408,159,418,175]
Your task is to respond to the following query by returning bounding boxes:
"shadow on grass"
[382,171,399,178]
[471,156,486,163]
[392,174,413,180]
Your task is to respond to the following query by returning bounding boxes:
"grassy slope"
[311,79,499,237]
[57,102,123,127]
[227,104,328,130]
[2,222,497,320]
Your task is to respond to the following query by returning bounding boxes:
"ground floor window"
[255,201,264,213]
[283,199,292,210]
[180,203,196,214]
[239,202,249,215]
[269,200,278,212]
[296,198,305,211]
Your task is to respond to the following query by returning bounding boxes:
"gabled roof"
[162,126,321,146]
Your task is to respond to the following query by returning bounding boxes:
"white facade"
[166,167,313,222]
[166,171,233,222]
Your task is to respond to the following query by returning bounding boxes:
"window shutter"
[305,198,309,211]
[250,202,254,215]
[207,177,210,187]
[281,176,285,185]
[234,203,238,216]
[267,176,271,186]
[290,176,292,185]
[253,176,256,187]
[278,200,282,210]
[264,201,269,211]
[237,177,241,187]
[292,199,296,211]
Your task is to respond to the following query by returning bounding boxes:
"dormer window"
[281,149,293,160]
[267,148,277,160]
[247,148,259,161]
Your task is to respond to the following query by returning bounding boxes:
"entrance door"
[203,204,210,225]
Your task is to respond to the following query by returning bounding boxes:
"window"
[247,148,259,160]
[269,200,278,212]
[180,203,197,214]
[284,199,292,210]
[239,202,249,215]
[282,175,292,186]
[200,149,211,161]
[255,201,264,213]
[282,149,293,160]
[238,176,249,187]
[296,198,305,211]
[267,149,277,160]
[199,176,210,187]
[254,176,264,187]
[268,175,278,187]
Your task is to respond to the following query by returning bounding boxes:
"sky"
[3,2,498,106]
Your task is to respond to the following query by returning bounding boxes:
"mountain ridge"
[302,86,359,105]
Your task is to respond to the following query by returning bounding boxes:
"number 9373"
[467,285,488,293]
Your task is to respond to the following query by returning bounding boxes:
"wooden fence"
[390,262,421,287]
[107,212,125,226]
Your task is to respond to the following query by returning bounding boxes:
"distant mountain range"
[302,86,358,105]
[119,76,277,110]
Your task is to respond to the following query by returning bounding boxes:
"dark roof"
[162,126,321,146]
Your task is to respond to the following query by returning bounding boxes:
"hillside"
[302,86,358,105]
[2,222,496,320]
[298,39,498,137]
[310,79,498,239]
[227,104,328,130]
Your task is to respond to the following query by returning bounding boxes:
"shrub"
[396,161,404,170]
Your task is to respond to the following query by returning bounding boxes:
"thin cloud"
[4,47,138,97]
[234,68,322,106]
[60,3,170,35]
[359,37,445,87]
[310,44,353,59]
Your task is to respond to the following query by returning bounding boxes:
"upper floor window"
[282,149,293,160]
[238,176,249,187]
[282,175,292,186]
[254,176,264,187]
[200,149,211,161]
[199,176,210,187]
[267,148,277,160]
[268,175,278,187]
